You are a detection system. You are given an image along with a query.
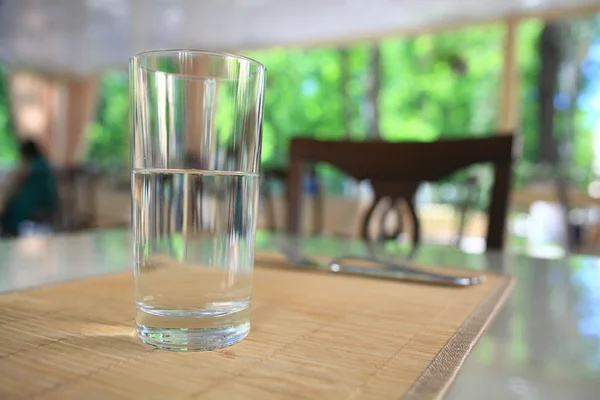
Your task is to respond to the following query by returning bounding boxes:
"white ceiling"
[0,0,598,75]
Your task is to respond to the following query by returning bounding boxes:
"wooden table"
[0,229,599,399]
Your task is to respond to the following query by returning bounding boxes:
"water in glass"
[132,168,258,350]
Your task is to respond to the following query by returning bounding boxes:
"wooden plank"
[500,18,519,132]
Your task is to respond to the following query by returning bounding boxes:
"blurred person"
[0,140,58,237]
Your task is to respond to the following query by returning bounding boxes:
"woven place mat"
[0,251,513,400]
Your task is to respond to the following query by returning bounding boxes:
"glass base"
[136,322,250,351]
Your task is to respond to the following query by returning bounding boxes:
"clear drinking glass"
[129,50,265,350]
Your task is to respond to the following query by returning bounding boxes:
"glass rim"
[129,48,265,78]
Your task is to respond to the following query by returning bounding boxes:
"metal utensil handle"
[331,263,481,286]
[329,256,485,286]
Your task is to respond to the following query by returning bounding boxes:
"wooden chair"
[286,134,515,250]
[261,165,323,234]
[54,166,99,231]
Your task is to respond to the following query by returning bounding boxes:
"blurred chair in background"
[454,175,481,247]
[54,166,99,231]
[261,165,323,234]
[286,134,514,250]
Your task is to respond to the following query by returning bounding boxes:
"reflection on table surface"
[1,229,599,399]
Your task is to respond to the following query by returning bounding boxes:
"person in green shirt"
[0,140,58,237]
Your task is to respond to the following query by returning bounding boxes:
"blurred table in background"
[52,178,600,254]
[511,184,600,209]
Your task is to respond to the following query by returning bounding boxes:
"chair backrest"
[286,134,515,250]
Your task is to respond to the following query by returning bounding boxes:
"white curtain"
[9,71,99,167]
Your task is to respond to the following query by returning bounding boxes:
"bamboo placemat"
[0,252,512,400]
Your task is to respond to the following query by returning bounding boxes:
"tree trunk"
[364,43,382,140]
[537,22,573,249]
[537,22,561,165]
[557,20,595,168]
[339,47,352,140]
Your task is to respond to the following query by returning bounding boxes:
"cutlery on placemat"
[265,245,485,287]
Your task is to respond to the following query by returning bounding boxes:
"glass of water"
[129,50,265,350]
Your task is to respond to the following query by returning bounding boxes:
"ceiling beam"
[241,3,600,52]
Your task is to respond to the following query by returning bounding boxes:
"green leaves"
[0,66,18,167]
[0,17,593,197]
[86,71,129,170]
